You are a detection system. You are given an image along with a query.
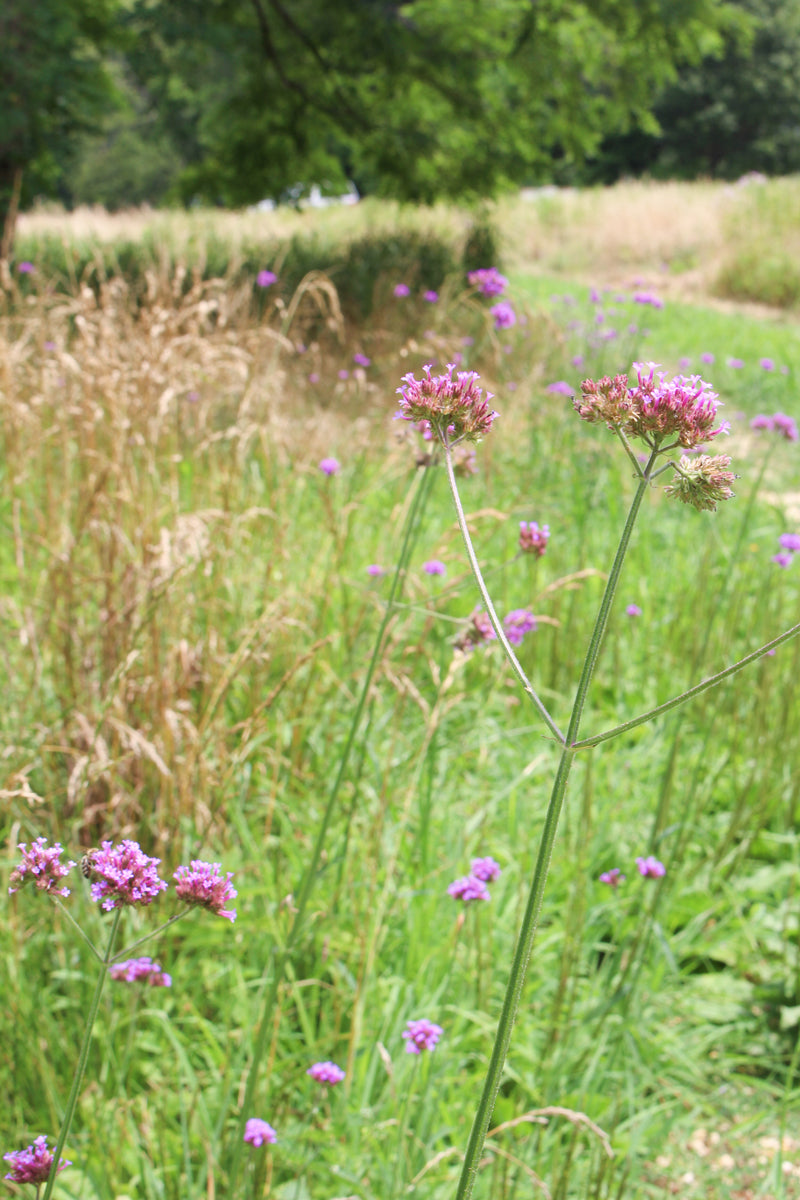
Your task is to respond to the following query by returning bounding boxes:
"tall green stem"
[453,463,653,1200]
[42,909,122,1200]
[227,465,434,1191]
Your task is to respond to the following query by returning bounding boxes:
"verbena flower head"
[663,454,737,512]
[779,533,800,553]
[353,352,371,367]
[455,609,496,653]
[503,609,537,646]
[4,1136,70,1184]
[773,412,799,441]
[760,357,775,371]
[773,552,793,568]
[173,860,237,921]
[547,380,574,396]
[244,1119,277,1147]
[402,1018,443,1054]
[600,868,626,888]
[256,269,277,288]
[394,283,410,297]
[490,301,516,330]
[626,604,642,618]
[109,957,172,987]
[307,1060,346,1085]
[319,457,340,475]
[17,261,35,275]
[636,855,666,878]
[576,365,728,450]
[471,856,501,882]
[519,521,549,556]
[396,363,498,443]
[88,841,167,911]
[9,838,75,898]
[423,290,439,303]
[366,563,386,577]
[468,267,508,297]
[424,559,446,576]
[448,874,490,902]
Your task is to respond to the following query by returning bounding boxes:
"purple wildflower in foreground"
[256,270,277,288]
[394,283,410,297]
[636,855,666,879]
[4,1136,70,1184]
[244,1119,277,1147]
[307,1061,346,1085]
[546,381,573,396]
[503,609,537,645]
[319,457,340,475]
[773,552,794,568]
[173,860,237,921]
[423,290,439,303]
[396,363,498,443]
[471,856,501,882]
[626,604,642,617]
[519,520,550,556]
[402,1018,443,1054]
[87,841,167,911]
[576,364,728,451]
[779,533,800,552]
[448,874,490,903]
[353,352,371,367]
[468,267,508,297]
[600,868,626,888]
[17,261,35,275]
[423,559,446,576]
[366,564,386,577]
[109,957,172,987]
[490,301,516,330]
[9,838,75,898]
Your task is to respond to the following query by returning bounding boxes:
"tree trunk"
[0,165,23,263]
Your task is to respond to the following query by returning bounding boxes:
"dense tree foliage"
[0,0,119,247]
[585,0,800,182]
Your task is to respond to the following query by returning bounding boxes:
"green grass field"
[3,181,800,1199]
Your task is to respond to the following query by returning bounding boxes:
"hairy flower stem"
[442,441,564,744]
[42,909,122,1200]
[453,459,655,1200]
[227,466,434,1191]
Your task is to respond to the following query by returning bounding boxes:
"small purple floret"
[174,860,237,921]
[394,283,410,297]
[503,609,537,646]
[9,838,75,898]
[423,559,446,576]
[307,1060,346,1085]
[4,1136,70,1184]
[319,457,340,475]
[244,1119,277,1147]
[256,270,277,288]
[402,1018,443,1054]
[636,855,666,878]
[448,874,490,902]
[88,841,167,910]
[600,868,626,888]
[471,856,501,882]
[109,957,172,987]
[490,301,516,330]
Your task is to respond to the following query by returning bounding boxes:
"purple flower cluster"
[468,267,508,297]
[632,291,664,309]
[423,559,447,576]
[109,957,172,987]
[319,457,341,476]
[244,1118,277,1147]
[455,608,496,653]
[173,860,238,922]
[353,352,371,367]
[87,840,168,911]
[663,454,737,512]
[307,1060,346,1085]
[256,270,277,288]
[773,532,800,567]
[402,1018,443,1054]
[4,1136,70,1184]
[600,855,666,885]
[503,609,537,645]
[8,838,75,898]
[394,282,410,298]
[750,412,799,441]
[490,301,516,330]
[448,855,501,903]
[625,603,642,618]
[519,521,549,557]
[396,363,498,444]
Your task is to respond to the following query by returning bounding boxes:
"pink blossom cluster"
[455,608,497,654]
[396,363,498,443]
[448,855,502,903]
[467,267,508,297]
[4,1136,70,1184]
[663,454,737,512]
[109,957,172,987]
[88,840,168,911]
[174,860,238,922]
[750,412,799,441]
[575,364,729,450]
[307,1060,346,1085]
[402,1018,444,1054]
[519,521,550,557]
[503,608,537,646]
[8,838,75,898]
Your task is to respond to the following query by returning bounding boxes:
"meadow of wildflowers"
[3,187,800,1199]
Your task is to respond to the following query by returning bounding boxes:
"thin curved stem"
[227,465,434,1192]
[42,910,122,1200]
[454,466,652,1200]
[442,439,565,745]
